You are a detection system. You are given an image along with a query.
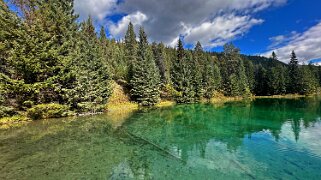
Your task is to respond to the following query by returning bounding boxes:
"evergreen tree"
[181,51,196,103]
[237,60,249,95]
[152,42,169,84]
[99,26,114,77]
[110,40,127,80]
[0,0,24,115]
[4,0,78,106]
[71,17,112,112]
[266,52,285,95]
[270,65,287,95]
[130,27,160,106]
[299,65,318,95]
[288,51,301,93]
[244,60,255,92]
[272,51,277,61]
[171,39,195,103]
[221,43,249,96]
[203,55,221,100]
[125,22,137,81]
[192,42,205,101]
[254,65,269,96]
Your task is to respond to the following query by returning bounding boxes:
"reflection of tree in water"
[125,98,321,164]
[2,98,320,179]
[291,119,301,142]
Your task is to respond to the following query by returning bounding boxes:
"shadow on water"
[1,98,321,179]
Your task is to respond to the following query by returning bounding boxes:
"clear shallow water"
[1,98,321,179]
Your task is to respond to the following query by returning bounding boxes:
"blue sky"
[233,0,321,57]
[8,0,321,63]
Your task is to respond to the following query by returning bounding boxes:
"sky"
[34,0,321,63]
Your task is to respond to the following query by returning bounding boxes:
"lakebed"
[1,98,321,179]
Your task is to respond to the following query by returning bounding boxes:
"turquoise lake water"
[1,98,321,179]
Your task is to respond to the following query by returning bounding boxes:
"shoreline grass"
[1,92,319,128]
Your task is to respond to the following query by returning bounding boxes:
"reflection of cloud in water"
[174,139,263,178]
[110,160,134,179]
[280,120,321,157]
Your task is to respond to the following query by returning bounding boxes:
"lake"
[1,98,321,179]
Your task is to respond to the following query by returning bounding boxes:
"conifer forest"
[1,0,321,119]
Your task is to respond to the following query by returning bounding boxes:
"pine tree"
[299,65,318,95]
[265,52,287,95]
[181,51,196,103]
[244,60,255,93]
[254,65,269,96]
[5,0,78,106]
[192,42,204,101]
[0,0,24,115]
[171,39,185,102]
[109,39,127,80]
[130,27,160,106]
[269,65,287,95]
[71,17,112,112]
[288,51,301,94]
[99,26,114,78]
[152,42,169,84]
[237,60,249,95]
[171,39,195,103]
[221,43,249,96]
[125,22,137,81]
[272,51,277,61]
[203,55,221,100]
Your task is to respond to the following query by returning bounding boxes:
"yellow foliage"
[155,101,175,108]
[210,91,244,103]
[0,115,30,129]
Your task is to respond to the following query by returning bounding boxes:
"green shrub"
[22,101,34,109]
[0,106,17,118]
[27,103,69,120]
[76,102,106,114]
[0,115,29,125]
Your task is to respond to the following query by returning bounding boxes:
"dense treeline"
[1,0,321,119]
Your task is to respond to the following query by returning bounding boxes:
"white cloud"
[263,22,321,63]
[74,0,117,20]
[74,0,287,48]
[184,15,263,48]
[268,31,300,49]
[109,11,148,39]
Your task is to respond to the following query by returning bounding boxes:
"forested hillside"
[1,0,321,120]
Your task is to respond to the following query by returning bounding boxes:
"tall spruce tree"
[125,22,137,81]
[0,0,24,116]
[99,26,114,77]
[152,42,169,84]
[109,39,127,80]
[171,39,195,103]
[288,51,301,93]
[182,51,196,103]
[130,27,160,106]
[171,39,185,102]
[5,0,78,106]
[221,43,249,96]
[203,55,221,100]
[254,65,269,96]
[268,53,287,95]
[192,42,205,101]
[299,65,318,95]
[71,17,112,112]
[244,60,255,92]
